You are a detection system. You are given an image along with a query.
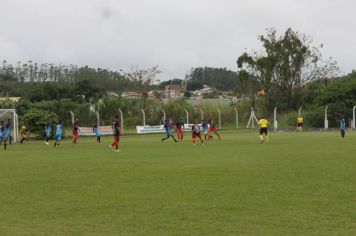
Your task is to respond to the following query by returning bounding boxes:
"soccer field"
[0,131,355,235]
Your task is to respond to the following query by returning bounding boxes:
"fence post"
[324,105,328,130]
[184,109,189,124]
[97,99,102,126]
[217,108,221,130]
[96,112,100,127]
[14,112,18,142]
[119,109,123,134]
[162,108,166,122]
[69,111,74,125]
[352,106,356,129]
[274,107,278,132]
[199,109,204,121]
[141,109,146,126]
[234,107,238,129]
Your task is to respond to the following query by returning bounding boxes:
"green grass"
[0,131,355,235]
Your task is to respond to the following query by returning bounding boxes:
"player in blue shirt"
[93,119,101,143]
[201,120,212,140]
[340,117,346,139]
[161,118,178,142]
[54,120,64,148]
[0,121,3,141]
[44,119,52,145]
[0,120,6,150]
[5,119,12,144]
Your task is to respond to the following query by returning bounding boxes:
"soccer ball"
[257,89,265,96]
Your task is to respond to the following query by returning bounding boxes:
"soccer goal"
[0,109,19,143]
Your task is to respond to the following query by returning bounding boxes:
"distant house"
[165,85,182,98]
[106,92,119,98]
[222,91,238,102]
[121,92,142,99]
[0,97,21,102]
[192,85,213,97]
[147,90,157,99]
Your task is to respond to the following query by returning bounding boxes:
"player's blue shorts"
[55,134,62,141]
[165,130,171,137]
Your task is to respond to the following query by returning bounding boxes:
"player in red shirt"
[192,121,204,145]
[208,119,221,141]
[109,115,121,152]
[175,120,185,141]
[72,118,79,144]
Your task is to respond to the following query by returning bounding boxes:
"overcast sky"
[0,0,355,80]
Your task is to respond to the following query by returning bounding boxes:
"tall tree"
[124,66,161,108]
[237,28,338,110]
[187,67,239,91]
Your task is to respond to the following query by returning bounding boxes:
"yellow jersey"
[21,125,28,138]
[297,117,303,123]
[258,119,269,128]
[21,125,27,134]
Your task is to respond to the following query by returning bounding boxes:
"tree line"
[0,61,240,97]
[0,62,161,96]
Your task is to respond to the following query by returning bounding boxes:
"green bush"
[278,111,299,128]
[22,108,58,136]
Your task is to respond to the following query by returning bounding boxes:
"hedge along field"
[0,130,355,235]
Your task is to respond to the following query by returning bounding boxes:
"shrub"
[22,108,58,136]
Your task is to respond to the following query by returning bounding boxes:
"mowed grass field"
[0,131,355,236]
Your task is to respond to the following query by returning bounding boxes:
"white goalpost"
[0,109,19,142]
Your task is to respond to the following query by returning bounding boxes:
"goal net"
[0,109,19,143]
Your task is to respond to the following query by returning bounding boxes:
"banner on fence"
[78,126,113,136]
[136,125,164,134]
[136,124,196,134]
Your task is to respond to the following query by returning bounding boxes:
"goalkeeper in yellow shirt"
[258,116,269,144]
[20,124,29,144]
[297,116,304,132]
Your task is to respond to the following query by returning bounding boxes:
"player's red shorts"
[209,127,217,132]
[73,130,78,136]
[114,135,120,142]
[176,129,183,135]
[193,133,202,139]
